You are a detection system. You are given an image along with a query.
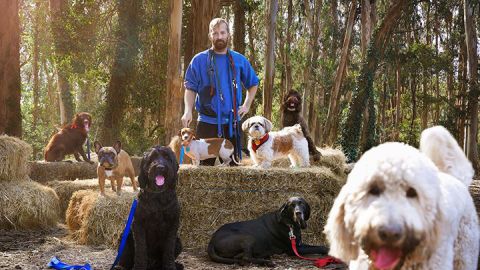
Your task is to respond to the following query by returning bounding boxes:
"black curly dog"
[115,146,183,270]
[207,197,329,267]
[282,90,322,161]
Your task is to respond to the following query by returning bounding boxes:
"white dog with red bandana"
[242,116,309,169]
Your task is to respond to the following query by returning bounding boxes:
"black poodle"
[115,146,183,270]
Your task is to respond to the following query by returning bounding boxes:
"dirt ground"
[0,225,345,270]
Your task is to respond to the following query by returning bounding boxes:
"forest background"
[1,0,479,172]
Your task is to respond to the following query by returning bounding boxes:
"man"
[182,18,259,166]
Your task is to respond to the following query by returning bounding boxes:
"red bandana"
[71,123,79,129]
[251,133,269,153]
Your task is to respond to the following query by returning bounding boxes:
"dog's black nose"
[378,224,403,243]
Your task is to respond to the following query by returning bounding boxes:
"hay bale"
[178,166,345,249]
[0,135,32,181]
[0,181,60,229]
[29,157,142,183]
[66,190,136,246]
[65,165,345,249]
[47,178,137,217]
[272,147,347,174]
[470,180,480,220]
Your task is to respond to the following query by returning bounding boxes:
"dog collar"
[252,133,269,153]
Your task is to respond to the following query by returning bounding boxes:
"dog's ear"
[94,141,102,153]
[113,141,122,154]
[138,150,151,189]
[277,202,289,222]
[323,186,358,262]
[263,118,273,132]
[242,117,252,132]
[303,199,311,221]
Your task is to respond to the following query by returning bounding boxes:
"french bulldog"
[94,140,138,196]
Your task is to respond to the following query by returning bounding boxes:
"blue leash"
[110,198,138,270]
[179,145,185,164]
[48,257,91,270]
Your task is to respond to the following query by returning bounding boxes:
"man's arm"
[238,85,258,118]
[181,89,196,127]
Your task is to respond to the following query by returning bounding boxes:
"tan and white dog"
[180,128,240,166]
[94,140,138,196]
[242,116,310,169]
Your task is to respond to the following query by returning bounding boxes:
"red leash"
[289,228,344,268]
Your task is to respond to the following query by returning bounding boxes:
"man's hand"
[181,111,192,127]
[238,105,250,119]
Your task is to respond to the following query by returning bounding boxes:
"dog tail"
[207,240,238,264]
[420,126,474,187]
[291,124,305,138]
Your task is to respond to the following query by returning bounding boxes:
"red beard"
[213,39,227,50]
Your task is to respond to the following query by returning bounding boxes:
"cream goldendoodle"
[324,126,479,270]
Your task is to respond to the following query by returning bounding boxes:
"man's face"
[210,23,229,51]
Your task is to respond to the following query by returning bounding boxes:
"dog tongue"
[155,175,165,186]
[371,248,401,270]
[84,123,90,132]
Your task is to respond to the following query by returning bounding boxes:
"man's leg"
[196,121,217,166]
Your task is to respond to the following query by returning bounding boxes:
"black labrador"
[208,197,329,267]
[115,146,183,270]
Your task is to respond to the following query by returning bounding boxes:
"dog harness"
[288,227,345,269]
[251,133,269,153]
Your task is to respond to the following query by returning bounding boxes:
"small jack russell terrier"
[242,116,310,169]
[180,128,240,166]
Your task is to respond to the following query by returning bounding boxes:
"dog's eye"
[406,187,417,198]
[369,185,382,196]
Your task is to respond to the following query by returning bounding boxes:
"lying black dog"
[115,146,183,270]
[282,90,322,161]
[208,197,328,267]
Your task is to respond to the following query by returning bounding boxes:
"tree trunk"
[50,0,74,125]
[394,63,401,140]
[32,0,41,131]
[163,0,183,143]
[0,0,22,137]
[100,0,141,145]
[323,0,357,145]
[233,0,246,54]
[263,0,278,120]
[184,0,219,68]
[463,0,479,173]
[285,0,293,94]
[340,0,408,161]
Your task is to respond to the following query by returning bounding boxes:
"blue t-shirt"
[184,49,259,124]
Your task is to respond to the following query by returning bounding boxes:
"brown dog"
[282,91,322,161]
[44,112,93,162]
[94,140,138,196]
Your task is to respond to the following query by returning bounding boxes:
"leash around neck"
[288,226,345,268]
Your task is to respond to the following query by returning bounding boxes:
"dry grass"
[469,180,480,220]
[0,135,32,182]
[47,178,137,218]
[0,180,60,229]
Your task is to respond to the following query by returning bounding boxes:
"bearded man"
[182,18,259,166]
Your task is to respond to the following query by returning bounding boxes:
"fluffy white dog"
[242,116,310,169]
[324,126,479,270]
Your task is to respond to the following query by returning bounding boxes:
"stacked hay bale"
[66,190,136,246]
[66,155,346,249]
[0,135,60,229]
